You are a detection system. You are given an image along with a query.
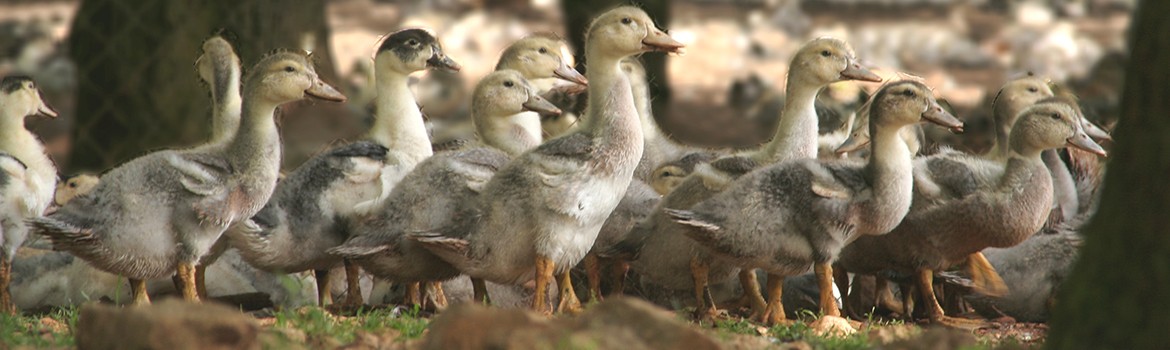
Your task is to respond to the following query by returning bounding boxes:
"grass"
[270,305,430,344]
[0,307,79,347]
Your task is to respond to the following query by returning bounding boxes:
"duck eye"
[538,47,548,54]
[69,182,77,188]
[1027,87,1039,93]
[284,66,295,73]
[901,90,915,97]
[1051,113,1061,120]
[621,18,633,25]
[820,50,831,57]
[503,81,514,88]
[406,39,419,46]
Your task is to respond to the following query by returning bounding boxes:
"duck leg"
[176,262,199,302]
[898,281,915,321]
[533,255,555,314]
[0,259,14,314]
[758,273,791,325]
[814,262,841,317]
[195,265,209,299]
[875,277,904,315]
[555,269,582,314]
[608,260,629,297]
[129,278,151,305]
[342,259,364,308]
[426,281,448,310]
[916,269,987,329]
[689,256,719,321]
[584,253,603,301]
[314,269,333,306]
[471,277,491,304]
[404,282,421,306]
[739,269,768,318]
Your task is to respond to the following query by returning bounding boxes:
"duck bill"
[1082,120,1112,141]
[642,29,685,54]
[1067,132,1107,157]
[523,94,562,116]
[37,92,58,118]
[426,51,462,73]
[834,133,869,154]
[305,79,347,103]
[554,63,588,86]
[922,103,964,133]
[840,59,882,82]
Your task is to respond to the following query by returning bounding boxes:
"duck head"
[992,75,1054,133]
[869,81,963,132]
[473,70,561,118]
[54,173,99,206]
[0,76,57,119]
[791,38,881,86]
[245,52,346,104]
[498,35,587,86]
[1011,99,1106,157]
[376,28,460,75]
[586,6,683,61]
[195,36,241,89]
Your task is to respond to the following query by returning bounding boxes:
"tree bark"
[67,0,338,172]
[1047,1,1170,348]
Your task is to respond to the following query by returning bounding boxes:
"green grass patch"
[271,306,429,344]
[0,307,79,347]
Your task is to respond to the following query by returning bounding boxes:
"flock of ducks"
[0,6,1112,331]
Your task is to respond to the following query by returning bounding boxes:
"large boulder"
[76,300,260,350]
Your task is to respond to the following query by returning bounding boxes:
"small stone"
[809,315,857,337]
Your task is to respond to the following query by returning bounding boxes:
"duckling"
[668,81,963,326]
[649,152,721,195]
[408,6,683,314]
[431,35,586,152]
[835,98,1105,328]
[226,29,457,308]
[53,173,99,207]
[583,179,660,300]
[602,37,880,322]
[331,69,560,307]
[32,51,346,305]
[0,76,58,314]
[966,224,1082,322]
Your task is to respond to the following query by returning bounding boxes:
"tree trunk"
[1047,1,1170,348]
[67,0,338,172]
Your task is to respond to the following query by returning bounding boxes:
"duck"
[648,152,721,195]
[966,222,1083,323]
[834,98,1105,327]
[31,51,347,305]
[0,76,58,314]
[197,36,243,146]
[330,69,561,308]
[602,37,881,322]
[667,80,962,326]
[53,173,99,207]
[430,35,586,152]
[226,29,458,308]
[406,6,683,315]
[583,179,660,300]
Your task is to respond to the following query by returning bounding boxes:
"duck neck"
[582,54,642,167]
[0,110,43,164]
[989,100,1020,160]
[860,123,915,234]
[755,78,820,163]
[209,67,242,145]
[477,111,543,156]
[367,69,432,160]
[227,97,281,171]
[630,72,662,146]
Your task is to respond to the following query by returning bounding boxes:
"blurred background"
[0,0,1133,173]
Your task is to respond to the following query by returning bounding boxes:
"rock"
[883,327,977,350]
[76,300,260,350]
[419,302,551,350]
[420,297,722,350]
[867,324,921,344]
[809,315,857,337]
